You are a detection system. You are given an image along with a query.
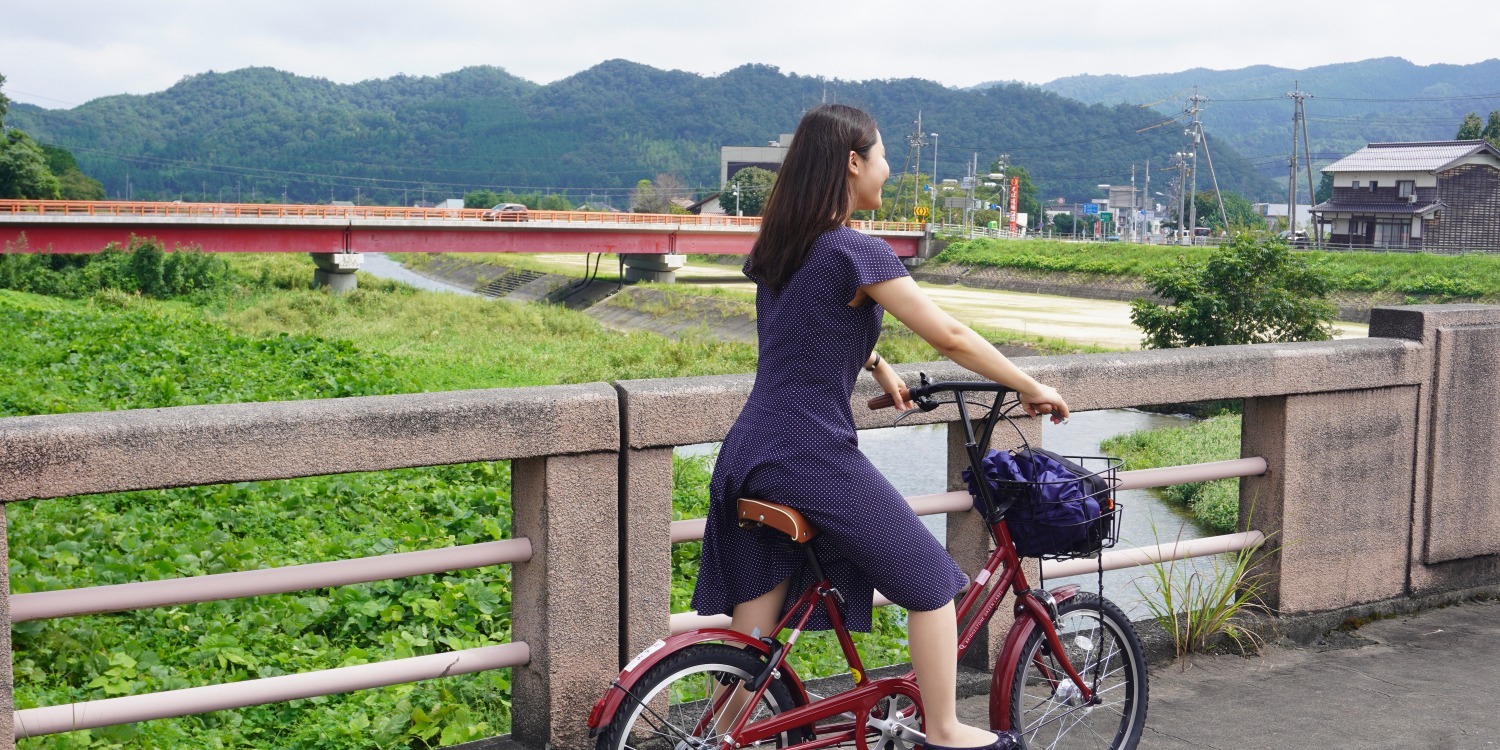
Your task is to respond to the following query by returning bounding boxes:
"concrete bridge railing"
[0,304,1497,750]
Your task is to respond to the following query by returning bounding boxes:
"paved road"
[955,598,1500,749]
[512,254,1370,349]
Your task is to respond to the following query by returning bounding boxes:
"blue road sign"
[1083,203,1100,215]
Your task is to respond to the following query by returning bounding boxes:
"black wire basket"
[988,453,1123,561]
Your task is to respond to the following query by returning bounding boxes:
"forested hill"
[8,62,1275,206]
[1028,57,1500,176]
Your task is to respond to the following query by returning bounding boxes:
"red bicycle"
[589,379,1149,750]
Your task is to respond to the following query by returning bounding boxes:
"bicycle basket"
[963,449,1123,560]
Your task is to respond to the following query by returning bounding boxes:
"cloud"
[3,0,1497,108]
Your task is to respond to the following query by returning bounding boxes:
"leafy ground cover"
[2,250,929,748]
[1100,414,1244,533]
[934,237,1500,301]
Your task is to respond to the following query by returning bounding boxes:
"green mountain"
[1027,57,1500,179]
[8,62,1277,206]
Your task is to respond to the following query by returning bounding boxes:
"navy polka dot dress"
[690,226,968,632]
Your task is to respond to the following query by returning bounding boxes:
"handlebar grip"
[868,388,912,410]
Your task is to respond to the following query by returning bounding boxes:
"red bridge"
[0,200,930,258]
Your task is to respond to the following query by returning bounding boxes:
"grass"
[933,237,1500,301]
[1101,414,1244,532]
[1136,525,1275,664]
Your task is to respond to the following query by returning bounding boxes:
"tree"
[1485,111,1500,148]
[41,143,105,200]
[0,129,61,199]
[631,173,688,214]
[1130,235,1335,349]
[724,167,775,217]
[0,72,9,127]
[464,189,502,209]
[1314,171,1334,204]
[1052,212,1082,236]
[1457,112,1485,140]
[1190,190,1261,232]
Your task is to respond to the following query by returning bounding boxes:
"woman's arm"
[863,276,1070,421]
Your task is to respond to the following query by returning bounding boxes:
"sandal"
[922,730,1022,750]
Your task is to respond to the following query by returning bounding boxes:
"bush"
[1130,235,1336,348]
[0,237,237,300]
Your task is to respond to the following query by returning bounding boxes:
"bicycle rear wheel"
[597,643,809,750]
[1007,593,1148,750]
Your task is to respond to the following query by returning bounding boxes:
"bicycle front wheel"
[1007,593,1148,750]
[597,643,809,750]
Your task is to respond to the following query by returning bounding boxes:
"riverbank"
[928,237,1500,323]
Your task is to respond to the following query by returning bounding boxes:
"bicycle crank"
[862,692,925,750]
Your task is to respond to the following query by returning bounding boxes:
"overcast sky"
[4,0,1497,109]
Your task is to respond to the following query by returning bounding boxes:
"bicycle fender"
[587,628,809,736]
[987,584,1081,731]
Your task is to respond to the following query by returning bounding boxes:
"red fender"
[588,628,809,737]
[988,584,1081,731]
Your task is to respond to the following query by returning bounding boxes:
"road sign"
[914,205,930,218]
[1083,203,1100,215]
[1100,212,1113,222]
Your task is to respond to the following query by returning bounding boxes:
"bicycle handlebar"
[867,381,1013,410]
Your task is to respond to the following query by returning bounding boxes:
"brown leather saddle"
[737,498,820,544]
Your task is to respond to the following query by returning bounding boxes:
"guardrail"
[2,304,1498,750]
[0,385,620,749]
[0,200,927,234]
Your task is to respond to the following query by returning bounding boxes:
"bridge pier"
[309,252,361,292]
[620,253,685,284]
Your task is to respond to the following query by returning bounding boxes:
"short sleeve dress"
[690,226,968,632]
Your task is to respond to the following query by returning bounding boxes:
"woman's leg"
[909,602,1000,748]
[709,580,792,737]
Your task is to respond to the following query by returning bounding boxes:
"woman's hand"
[1019,384,1070,423]
[871,360,912,411]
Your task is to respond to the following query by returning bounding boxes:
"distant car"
[1105,234,1123,242]
[1277,229,1310,248]
[483,203,529,222]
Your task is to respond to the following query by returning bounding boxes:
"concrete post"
[620,254,685,284]
[309,252,359,292]
[509,452,619,750]
[0,505,13,750]
[620,447,674,665]
[948,416,1041,671]
[1240,386,1419,614]
[1368,304,1500,595]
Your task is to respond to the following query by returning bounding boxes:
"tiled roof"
[1323,140,1499,173]
[1311,200,1442,215]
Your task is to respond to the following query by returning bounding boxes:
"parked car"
[1277,229,1310,248]
[483,203,529,222]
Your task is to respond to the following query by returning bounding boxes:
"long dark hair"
[747,104,880,292]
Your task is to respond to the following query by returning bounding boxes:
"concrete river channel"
[360,252,1226,620]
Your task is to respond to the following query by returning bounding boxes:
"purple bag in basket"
[962,448,1102,557]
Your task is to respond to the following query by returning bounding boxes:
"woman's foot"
[922,727,1021,750]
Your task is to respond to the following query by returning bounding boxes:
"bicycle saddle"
[737,498,819,544]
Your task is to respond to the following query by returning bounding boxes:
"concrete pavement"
[955,598,1500,750]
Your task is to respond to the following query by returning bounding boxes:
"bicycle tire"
[597,643,809,750]
[1007,593,1148,750]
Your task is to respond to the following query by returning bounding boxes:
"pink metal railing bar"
[11,538,533,623]
[13,643,531,739]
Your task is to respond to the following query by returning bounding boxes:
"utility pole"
[1285,81,1319,245]
[1144,160,1151,240]
[1184,90,1228,242]
[1130,164,1137,242]
[930,133,939,227]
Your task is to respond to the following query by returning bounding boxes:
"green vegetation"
[8,63,1273,206]
[1101,414,1243,532]
[1455,110,1500,148]
[724,167,775,217]
[1137,528,1274,662]
[1131,235,1336,348]
[0,72,104,200]
[932,237,1500,301]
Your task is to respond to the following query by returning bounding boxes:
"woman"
[691,104,1069,750]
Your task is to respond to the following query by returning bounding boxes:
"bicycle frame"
[590,383,1102,748]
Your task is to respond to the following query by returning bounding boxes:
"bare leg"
[909,602,998,748]
[705,580,792,738]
